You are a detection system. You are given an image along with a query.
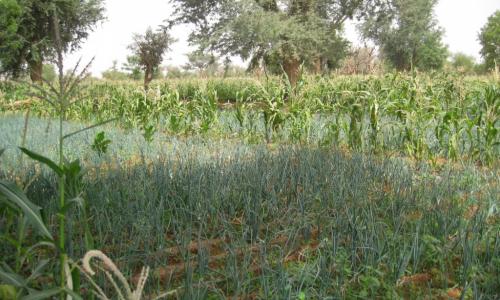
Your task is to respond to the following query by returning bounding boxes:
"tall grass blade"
[19,148,63,177]
[0,268,26,287]
[0,181,53,240]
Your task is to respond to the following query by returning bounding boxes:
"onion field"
[1,73,499,299]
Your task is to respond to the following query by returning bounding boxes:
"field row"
[2,74,498,165]
[1,127,499,298]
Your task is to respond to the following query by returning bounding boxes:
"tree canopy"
[128,27,175,89]
[101,60,129,81]
[167,0,369,85]
[0,0,105,81]
[360,0,447,71]
[450,52,477,74]
[479,10,500,70]
[183,50,220,76]
[122,55,143,80]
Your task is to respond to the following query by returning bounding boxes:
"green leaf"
[0,284,17,299]
[298,291,306,300]
[0,181,53,240]
[22,287,64,300]
[71,269,81,299]
[0,268,26,287]
[19,148,63,176]
[0,149,5,157]
[24,241,55,258]
[60,197,84,214]
[26,259,50,283]
[63,159,82,177]
[91,131,111,157]
[64,288,83,300]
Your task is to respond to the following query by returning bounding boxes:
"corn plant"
[347,102,363,151]
[0,11,114,299]
[289,103,312,144]
[261,83,289,143]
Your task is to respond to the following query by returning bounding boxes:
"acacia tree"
[360,0,447,71]
[128,27,175,89]
[183,50,220,76]
[0,0,105,82]
[479,10,500,70]
[122,55,143,80]
[167,0,369,86]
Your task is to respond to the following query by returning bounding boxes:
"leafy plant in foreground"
[91,131,112,157]
[0,11,114,299]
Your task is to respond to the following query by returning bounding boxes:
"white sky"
[66,0,500,77]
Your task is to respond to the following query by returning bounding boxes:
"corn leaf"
[19,148,63,176]
[22,288,63,300]
[0,181,53,240]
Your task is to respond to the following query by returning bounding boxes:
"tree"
[42,63,56,81]
[360,0,447,71]
[122,55,143,80]
[183,50,220,76]
[450,52,476,74]
[317,35,351,73]
[0,0,24,78]
[222,57,247,77]
[128,27,175,89]
[102,60,129,80]
[340,46,381,74]
[167,0,370,86]
[0,0,105,82]
[165,65,188,78]
[479,10,500,70]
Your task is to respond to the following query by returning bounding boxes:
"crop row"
[3,73,497,165]
[1,135,499,298]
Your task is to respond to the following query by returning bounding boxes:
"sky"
[65,0,500,77]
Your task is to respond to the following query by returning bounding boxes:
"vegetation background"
[0,0,499,299]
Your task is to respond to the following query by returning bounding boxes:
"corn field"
[0,73,499,299]
[1,73,498,165]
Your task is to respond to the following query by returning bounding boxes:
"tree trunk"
[29,60,43,83]
[283,57,300,87]
[144,66,153,90]
[313,57,322,74]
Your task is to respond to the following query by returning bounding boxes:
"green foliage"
[169,0,366,82]
[91,131,111,157]
[102,60,129,81]
[362,0,448,71]
[0,0,105,80]
[122,55,143,80]
[183,50,220,76]
[165,65,187,79]
[128,27,175,88]
[479,10,500,70]
[0,0,24,77]
[42,64,57,82]
[19,147,63,176]
[0,180,53,240]
[0,71,498,298]
[0,284,17,299]
[1,73,498,165]
[206,78,260,102]
[0,17,117,297]
[1,132,499,298]
[450,53,477,74]
[142,124,156,143]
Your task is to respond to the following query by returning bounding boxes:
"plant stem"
[59,103,66,298]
